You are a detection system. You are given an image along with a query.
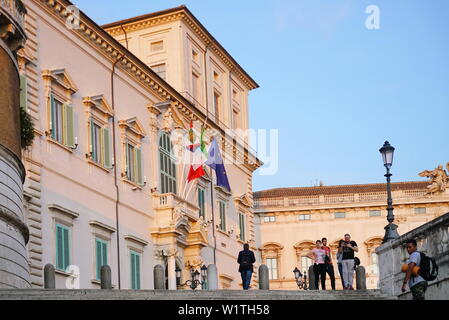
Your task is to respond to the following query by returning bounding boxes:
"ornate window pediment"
[261,242,284,259]
[83,95,113,119]
[42,69,78,96]
[119,117,147,140]
[293,241,315,257]
[234,193,253,210]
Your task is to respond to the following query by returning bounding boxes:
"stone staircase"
[0,289,395,300]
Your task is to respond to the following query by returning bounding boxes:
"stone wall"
[376,212,449,299]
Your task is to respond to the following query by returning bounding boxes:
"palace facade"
[254,181,449,290]
[18,0,261,290]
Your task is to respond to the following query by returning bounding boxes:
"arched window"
[159,132,177,194]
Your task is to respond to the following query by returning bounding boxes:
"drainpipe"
[203,43,217,265]
[111,51,124,289]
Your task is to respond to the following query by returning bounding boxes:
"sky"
[73,0,449,192]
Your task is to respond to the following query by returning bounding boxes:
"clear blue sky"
[74,0,449,192]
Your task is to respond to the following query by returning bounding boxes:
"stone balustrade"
[254,189,443,209]
[376,212,449,299]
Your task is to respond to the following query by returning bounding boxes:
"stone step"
[0,289,395,300]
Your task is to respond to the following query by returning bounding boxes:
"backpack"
[419,252,438,281]
[240,251,252,267]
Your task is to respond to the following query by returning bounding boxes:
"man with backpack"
[237,243,256,290]
[402,239,429,300]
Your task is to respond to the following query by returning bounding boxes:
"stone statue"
[419,163,449,194]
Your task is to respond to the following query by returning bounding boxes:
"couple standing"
[308,234,358,290]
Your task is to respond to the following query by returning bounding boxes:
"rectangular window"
[298,214,311,220]
[125,143,143,185]
[95,238,108,280]
[56,224,70,271]
[150,40,164,52]
[301,256,313,273]
[219,201,226,231]
[369,210,381,217]
[151,63,166,80]
[266,258,278,280]
[130,251,141,290]
[49,94,75,148]
[414,207,426,214]
[90,119,112,168]
[198,187,205,219]
[334,212,346,219]
[263,216,276,223]
[92,122,101,163]
[239,212,246,242]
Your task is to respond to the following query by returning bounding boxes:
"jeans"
[240,270,253,290]
[342,259,355,288]
[337,263,345,288]
[325,264,336,290]
[313,264,327,290]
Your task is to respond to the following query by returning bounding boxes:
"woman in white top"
[307,240,327,290]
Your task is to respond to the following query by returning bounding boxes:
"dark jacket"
[237,249,256,272]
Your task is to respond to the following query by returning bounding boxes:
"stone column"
[0,0,30,289]
[167,248,178,290]
[206,264,218,290]
[355,266,367,290]
[258,264,269,290]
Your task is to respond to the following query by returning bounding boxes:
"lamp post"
[293,267,308,290]
[379,141,400,243]
[176,265,208,290]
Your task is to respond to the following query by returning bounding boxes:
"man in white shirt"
[402,239,428,300]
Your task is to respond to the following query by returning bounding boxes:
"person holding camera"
[307,240,327,290]
[341,233,358,290]
[322,238,336,290]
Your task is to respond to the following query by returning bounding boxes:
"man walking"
[322,238,336,290]
[341,234,358,290]
[402,239,428,300]
[237,243,256,290]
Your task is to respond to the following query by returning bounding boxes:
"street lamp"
[293,267,308,290]
[176,265,208,290]
[379,141,400,243]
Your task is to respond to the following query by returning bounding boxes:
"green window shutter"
[135,148,143,185]
[135,254,141,290]
[20,74,28,111]
[96,239,102,280]
[50,94,57,140]
[90,118,95,157]
[63,227,70,269]
[102,242,108,268]
[102,128,112,168]
[125,142,130,180]
[130,252,135,289]
[56,225,64,270]
[64,104,75,148]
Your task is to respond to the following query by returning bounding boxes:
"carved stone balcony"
[0,0,27,55]
[151,193,209,249]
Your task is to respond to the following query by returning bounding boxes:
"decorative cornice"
[102,8,259,90]
[37,0,262,172]
[89,220,116,233]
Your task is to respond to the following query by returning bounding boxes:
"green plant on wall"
[20,107,34,149]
